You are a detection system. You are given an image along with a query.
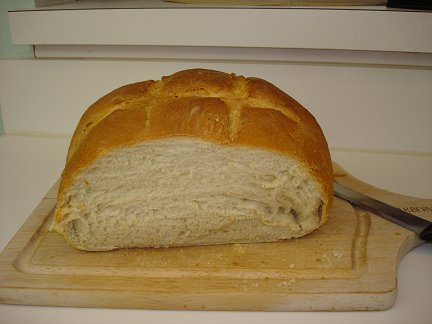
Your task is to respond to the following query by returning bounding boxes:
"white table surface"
[1,134,431,324]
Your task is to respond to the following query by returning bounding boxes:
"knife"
[333,181,432,243]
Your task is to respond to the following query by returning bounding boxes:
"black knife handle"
[420,223,432,243]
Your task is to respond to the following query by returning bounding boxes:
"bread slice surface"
[54,137,325,250]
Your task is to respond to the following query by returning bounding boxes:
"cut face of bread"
[53,137,324,251]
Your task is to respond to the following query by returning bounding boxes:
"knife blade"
[333,181,432,243]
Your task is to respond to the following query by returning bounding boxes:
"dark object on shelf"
[387,0,432,10]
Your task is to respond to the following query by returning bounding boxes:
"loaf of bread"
[53,68,333,251]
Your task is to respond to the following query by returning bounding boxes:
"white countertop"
[0,134,431,324]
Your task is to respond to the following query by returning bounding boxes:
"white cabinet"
[9,2,432,52]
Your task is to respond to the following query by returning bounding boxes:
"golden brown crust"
[66,80,158,161]
[56,69,333,224]
[148,97,231,142]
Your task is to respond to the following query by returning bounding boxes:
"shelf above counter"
[8,1,432,53]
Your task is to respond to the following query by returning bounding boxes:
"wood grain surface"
[0,162,431,311]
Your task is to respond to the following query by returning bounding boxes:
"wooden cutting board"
[0,162,431,311]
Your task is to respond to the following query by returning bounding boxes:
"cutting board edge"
[0,285,398,311]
